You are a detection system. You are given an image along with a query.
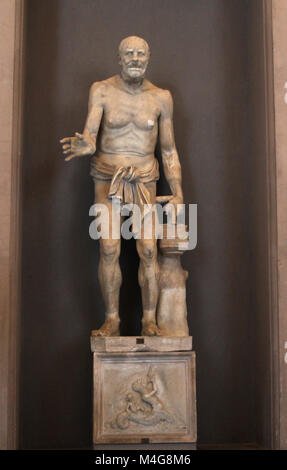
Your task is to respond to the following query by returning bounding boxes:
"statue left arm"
[159,90,183,205]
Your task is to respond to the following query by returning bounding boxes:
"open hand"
[60,132,95,161]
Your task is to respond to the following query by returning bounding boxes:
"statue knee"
[137,241,156,264]
[100,240,120,263]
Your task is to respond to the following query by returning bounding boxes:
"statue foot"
[92,318,120,337]
[141,321,162,336]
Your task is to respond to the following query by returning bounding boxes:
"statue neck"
[119,73,145,93]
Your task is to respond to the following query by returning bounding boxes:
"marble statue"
[60,36,189,337]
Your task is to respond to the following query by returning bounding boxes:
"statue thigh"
[94,179,158,265]
[93,179,121,262]
[136,181,158,270]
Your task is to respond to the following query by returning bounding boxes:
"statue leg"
[136,181,161,336]
[92,180,122,336]
[95,238,121,336]
[137,238,161,336]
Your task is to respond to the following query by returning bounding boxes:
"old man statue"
[60,36,186,337]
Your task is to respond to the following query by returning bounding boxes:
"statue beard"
[121,66,147,85]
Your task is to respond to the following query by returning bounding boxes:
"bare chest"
[103,91,160,131]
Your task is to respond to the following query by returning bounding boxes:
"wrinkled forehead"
[119,37,150,55]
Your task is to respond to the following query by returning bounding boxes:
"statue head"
[118,36,150,81]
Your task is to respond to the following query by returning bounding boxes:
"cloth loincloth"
[90,156,159,208]
[90,157,159,235]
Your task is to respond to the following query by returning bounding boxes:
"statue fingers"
[165,203,177,224]
[64,153,77,161]
[63,148,72,154]
[176,204,185,218]
[60,137,72,144]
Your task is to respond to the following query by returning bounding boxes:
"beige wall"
[0,0,23,449]
[272,0,287,450]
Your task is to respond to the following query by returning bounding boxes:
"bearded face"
[119,37,150,81]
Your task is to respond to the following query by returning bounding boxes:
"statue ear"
[118,53,122,66]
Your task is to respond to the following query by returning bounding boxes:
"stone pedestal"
[91,335,197,445]
[157,224,190,336]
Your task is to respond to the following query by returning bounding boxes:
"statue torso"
[97,76,163,164]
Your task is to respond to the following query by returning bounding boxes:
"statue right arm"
[60,81,104,161]
[82,81,105,151]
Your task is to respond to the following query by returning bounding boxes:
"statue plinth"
[91,335,197,445]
